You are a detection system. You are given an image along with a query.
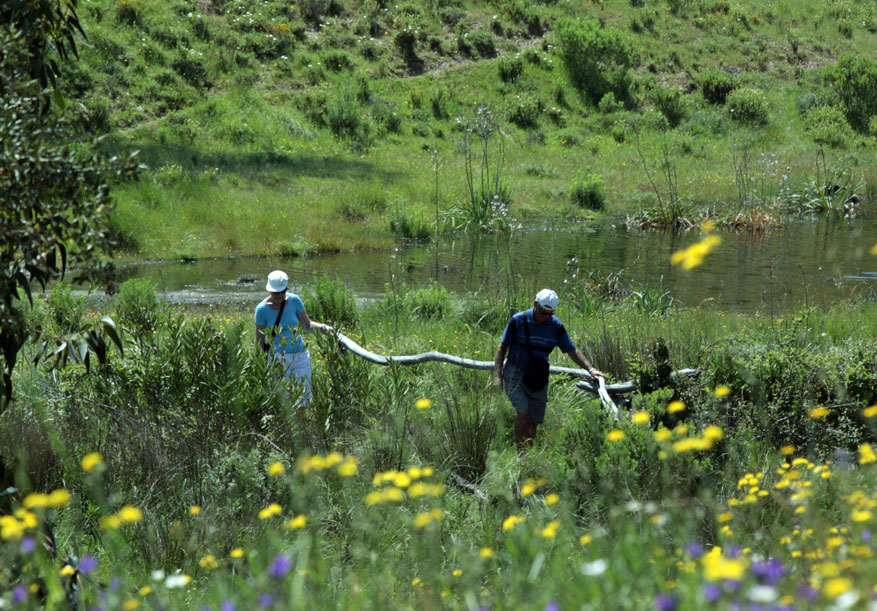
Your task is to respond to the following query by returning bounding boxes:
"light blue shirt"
[500,309,576,370]
[254,294,306,353]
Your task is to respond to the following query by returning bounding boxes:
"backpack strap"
[269,297,288,344]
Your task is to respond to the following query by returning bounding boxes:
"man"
[493,289,604,451]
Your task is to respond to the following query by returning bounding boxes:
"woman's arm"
[297,310,334,334]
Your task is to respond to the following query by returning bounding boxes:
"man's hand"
[588,368,605,379]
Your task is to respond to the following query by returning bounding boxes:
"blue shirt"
[500,309,576,370]
[254,294,306,354]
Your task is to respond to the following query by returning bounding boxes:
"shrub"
[823,54,877,132]
[570,172,606,211]
[597,92,624,114]
[403,284,452,320]
[726,87,769,125]
[302,274,360,329]
[47,284,87,334]
[394,25,418,61]
[651,85,688,127]
[115,278,167,338]
[700,69,737,105]
[322,50,353,72]
[498,54,523,83]
[115,0,142,26]
[429,87,452,120]
[370,99,402,133]
[556,18,633,105]
[324,83,362,138]
[508,94,544,128]
[805,105,852,148]
[505,0,544,36]
[171,53,208,87]
[457,30,495,58]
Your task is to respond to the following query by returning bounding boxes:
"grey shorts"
[503,363,549,424]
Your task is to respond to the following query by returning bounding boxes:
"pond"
[118,214,877,314]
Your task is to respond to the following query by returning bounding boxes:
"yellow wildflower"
[545,493,560,506]
[415,398,432,410]
[122,600,140,611]
[479,547,494,559]
[863,405,877,418]
[189,505,201,516]
[668,401,685,414]
[859,443,876,465]
[81,452,104,473]
[229,548,245,559]
[713,386,730,397]
[780,445,796,455]
[258,504,282,520]
[607,429,624,442]
[807,407,828,419]
[579,534,593,545]
[540,521,560,538]
[632,411,650,424]
[823,577,852,598]
[502,515,526,531]
[118,506,143,523]
[199,554,219,570]
[338,457,358,477]
[267,462,286,477]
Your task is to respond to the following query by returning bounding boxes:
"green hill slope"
[64,0,877,259]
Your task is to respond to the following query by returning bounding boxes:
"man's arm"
[493,343,509,386]
[565,348,604,379]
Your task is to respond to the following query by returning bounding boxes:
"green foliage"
[805,105,852,148]
[823,54,877,132]
[569,172,606,211]
[726,87,769,125]
[324,81,365,140]
[0,30,139,406]
[114,278,167,338]
[497,54,524,83]
[650,85,689,127]
[457,29,496,58]
[47,285,88,335]
[303,274,360,329]
[507,94,544,128]
[700,69,738,105]
[556,17,633,105]
[403,283,453,320]
[597,92,624,114]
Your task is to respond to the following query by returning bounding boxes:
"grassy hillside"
[63,0,877,259]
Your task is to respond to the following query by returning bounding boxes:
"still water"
[120,215,877,314]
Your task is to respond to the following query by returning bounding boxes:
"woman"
[254,270,333,404]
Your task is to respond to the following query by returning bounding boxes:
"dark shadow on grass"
[105,139,406,183]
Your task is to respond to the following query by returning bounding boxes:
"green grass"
[54,0,877,260]
[3,282,877,608]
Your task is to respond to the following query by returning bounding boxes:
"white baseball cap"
[266,270,289,292]
[535,288,559,312]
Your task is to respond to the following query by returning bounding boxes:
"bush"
[597,92,624,114]
[370,99,402,133]
[508,94,544,128]
[394,25,418,61]
[457,30,495,58]
[115,0,142,26]
[700,69,737,105]
[651,85,688,127]
[115,278,167,338]
[726,87,769,125]
[556,17,633,105]
[498,54,523,83]
[47,284,87,334]
[805,105,852,148]
[324,83,362,139]
[403,284,452,320]
[570,172,606,211]
[302,274,360,329]
[429,87,452,120]
[171,53,208,87]
[823,54,877,132]
[322,50,353,72]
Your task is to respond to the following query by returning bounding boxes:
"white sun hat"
[535,288,559,312]
[266,270,289,292]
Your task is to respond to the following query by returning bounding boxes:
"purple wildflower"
[796,583,818,602]
[655,594,678,611]
[726,544,743,558]
[110,578,119,592]
[544,600,559,611]
[703,583,722,603]
[12,584,28,604]
[258,593,274,608]
[20,537,35,554]
[221,600,235,611]
[724,579,743,593]
[79,554,98,576]
[862,529,871,542]
[751,558,786,586]
[268,554,292,579]
[687,542,704,559]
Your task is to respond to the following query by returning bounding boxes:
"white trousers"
[272,350,312,405]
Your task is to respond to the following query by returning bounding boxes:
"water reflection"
[120,215,877,314]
